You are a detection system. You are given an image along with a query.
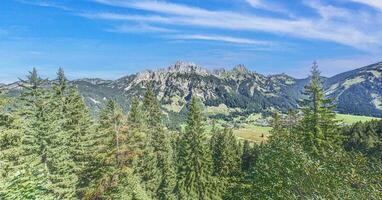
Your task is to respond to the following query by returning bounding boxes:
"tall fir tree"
[176,96,218,200]
[126,97,146,162]
[241,141,259,173]
[52,68,95,196]
[136,85,176,200]
[129,96,160,198]
[299,62,342,156]
[210,126,241,177]
[270,111,286,135]
[84,99,127,199]
[285,109,298,135]
[4,68,78,199]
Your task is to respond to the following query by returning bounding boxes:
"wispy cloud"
[350,0,382,11]
[304,0,352,20]
[14,0,382,52]
[170,34,273,45]
[107,24,175,33]
[15,0,73,11]
[85,0,381,51]
[245,0,289,14]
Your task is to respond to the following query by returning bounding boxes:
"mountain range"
[1,61,382,118]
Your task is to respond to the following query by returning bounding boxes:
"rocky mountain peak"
[167,61,209,75]
[75,78,111,85]
[232,64,250,74]
[211,68,226,76]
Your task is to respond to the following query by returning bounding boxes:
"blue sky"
[1,0,382,83]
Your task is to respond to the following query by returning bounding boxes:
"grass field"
[336,114,379,124]
[233,114,380,142]
[233,125,272,143]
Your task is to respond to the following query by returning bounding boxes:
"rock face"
[73,61,302,116]
[2,61,382,117]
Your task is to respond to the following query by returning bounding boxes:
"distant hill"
[324,62,382,117]
[1,61,382,118]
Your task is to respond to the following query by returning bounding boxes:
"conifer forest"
[2,0,382,199]
[1,63,381,200]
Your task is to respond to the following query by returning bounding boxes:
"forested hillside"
[1,65,381,199]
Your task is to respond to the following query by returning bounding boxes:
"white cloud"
[170,34,273,45]
[86,0,381,51]
[350,0,382,11]
[15,0,72,11]
[107,24,175,33]
[304,0,352,20]
[245,0,289,14]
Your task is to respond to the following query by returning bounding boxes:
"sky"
[1,0,382,83]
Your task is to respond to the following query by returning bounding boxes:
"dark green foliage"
[2,68,78,199]
[85,99,152,200]
[241,140,259,173]
[298,62,342,156]
[126,97,146,160]
[53,68,95,195]
[87,99,125,191]
[210,126,241,177]
[248,63,382,199]
[176,97,219,200]
[270,111,286,135]
[136,85,176,200]
[251,133,382,199]
[0,95,23,199]
[343,120,382,160]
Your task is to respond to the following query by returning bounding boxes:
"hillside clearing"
[235,114,380,142]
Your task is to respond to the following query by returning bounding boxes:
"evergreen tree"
[211,126,241,177]
[270,111,285,135]
[343,120,382,160]
[241,140,259,172]
[299,62,342,156]
[176,96,218,200]
[285,109,298,134]
[52,68,95,196]
[84,99,127,199]
[4,68,78,199]
[0,94,23,199]
[126,97,146,162]
[137,85,176,200]
[130,95,161,198]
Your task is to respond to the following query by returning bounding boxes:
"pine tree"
[52,68,95,196]
[0,94,23,199]
[285,109,298,134]
[270,111,285,135]
[241,141,259,173]
[137,85,176,200]
[299,62,342,156]
[176,96,218,200]
[98,99,125,168]
[14,69,54,199]
[211,126,241,177]
[84,99,127,199]
[4,68,78,199]
[129,96,161,198]
[126,97,146,162]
